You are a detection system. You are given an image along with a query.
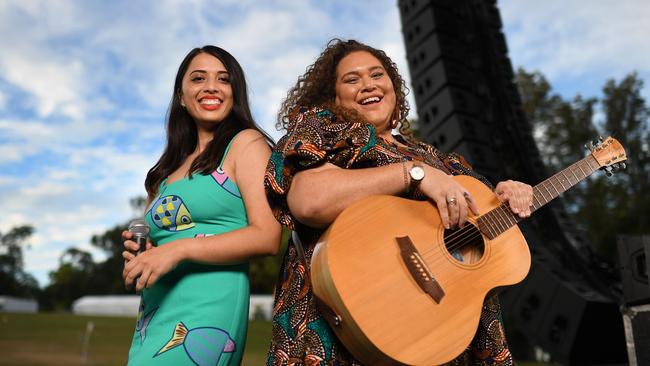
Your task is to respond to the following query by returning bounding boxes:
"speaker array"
[398,1,629,363]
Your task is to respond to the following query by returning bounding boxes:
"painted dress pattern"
[150,195,195,231]
[135,298,158,344]
[155,322,236,366]
[127,140,250,366]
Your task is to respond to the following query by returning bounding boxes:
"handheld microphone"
[128,219,150,254]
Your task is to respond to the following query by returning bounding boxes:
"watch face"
[411,166,425,181]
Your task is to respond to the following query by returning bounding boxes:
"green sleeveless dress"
[128,138,249,366]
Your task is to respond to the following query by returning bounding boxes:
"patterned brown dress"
[264,107,515,366]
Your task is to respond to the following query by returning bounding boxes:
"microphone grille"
[128,219,150,236]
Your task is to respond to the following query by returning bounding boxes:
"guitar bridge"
[396,236,445,303]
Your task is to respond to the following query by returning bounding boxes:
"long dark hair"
[277,39,411,135]
[145,45,273,199]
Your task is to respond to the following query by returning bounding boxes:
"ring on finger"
[447,196,458,206]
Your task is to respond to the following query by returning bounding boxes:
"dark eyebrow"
[340,70,359,79]
[340,65,385,79]
[189,70,229,75]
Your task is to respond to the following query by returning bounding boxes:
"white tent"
[0,296,38,313]
[72,294,274,319]
[72,295,140,317]
[249,295,274,320]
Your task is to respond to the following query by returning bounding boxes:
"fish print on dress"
[210,167,241,198]
[149,195,195,231]
[135,298,158,344]
[154,322,236,366]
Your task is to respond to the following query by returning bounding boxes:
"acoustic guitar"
[310,136,626,365]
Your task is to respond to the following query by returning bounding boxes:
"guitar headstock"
[588,136,627,176]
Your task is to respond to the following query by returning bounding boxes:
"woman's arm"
[288,161,479,229]
[182,129,282,261]
[123,129,281,291]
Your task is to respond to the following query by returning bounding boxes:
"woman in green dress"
[264,39,534,365]
[121,45,281,366]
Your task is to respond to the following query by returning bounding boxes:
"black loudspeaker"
[399,1,627,363]
[617,235,650,305]
[621,304,650,366]
[501,265,627,365]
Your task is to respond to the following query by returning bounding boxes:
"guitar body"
[310,175,531,365]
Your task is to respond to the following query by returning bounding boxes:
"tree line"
[516,69,649,261]
[2,69,648,310]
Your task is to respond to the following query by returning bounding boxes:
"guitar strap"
[291,231,342,327]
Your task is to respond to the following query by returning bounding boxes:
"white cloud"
[0,1,94,120]
[500,0,650,98]
[0,144,37,164]
[0,119,65,144]
[0,176,20,186]
[0,117,138,167]
[2,55,85,119]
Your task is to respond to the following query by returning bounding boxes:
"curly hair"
[277,38,412,136]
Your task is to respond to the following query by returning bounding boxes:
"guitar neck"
[477,154,600,239]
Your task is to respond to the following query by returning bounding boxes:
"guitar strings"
[440,225,481,254]
[423,206,517,256]
[396,201,519,262]
[419,223,485,259]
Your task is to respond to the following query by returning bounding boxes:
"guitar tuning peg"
[598,136,604,142]
[585,142,594,151]
[621,162,627,169]
[604,166,613,176]
[592,139,601,147]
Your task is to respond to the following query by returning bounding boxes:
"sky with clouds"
[1,0,649,286]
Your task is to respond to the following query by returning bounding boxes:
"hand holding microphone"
[123,219,150,291]
[123,218,180,292]
[127,218,150,255]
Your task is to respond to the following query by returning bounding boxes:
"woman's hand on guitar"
[419,165,480,229]
[495,180,533,217]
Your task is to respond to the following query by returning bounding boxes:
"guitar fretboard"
[477,155,600,239]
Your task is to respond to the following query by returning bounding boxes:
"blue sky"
[1,0,649,286]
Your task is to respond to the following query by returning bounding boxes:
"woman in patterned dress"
[120,46,281,365]
[264,39,534,365]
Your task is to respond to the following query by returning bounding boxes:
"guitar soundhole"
[444,223,485,264]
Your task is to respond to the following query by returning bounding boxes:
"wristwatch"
[408,161,425,193]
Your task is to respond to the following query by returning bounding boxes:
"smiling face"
[179,52,234,126]
[334,51,397,136]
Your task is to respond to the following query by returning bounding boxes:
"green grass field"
[0,312,551,366]
[0,312,270,366]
